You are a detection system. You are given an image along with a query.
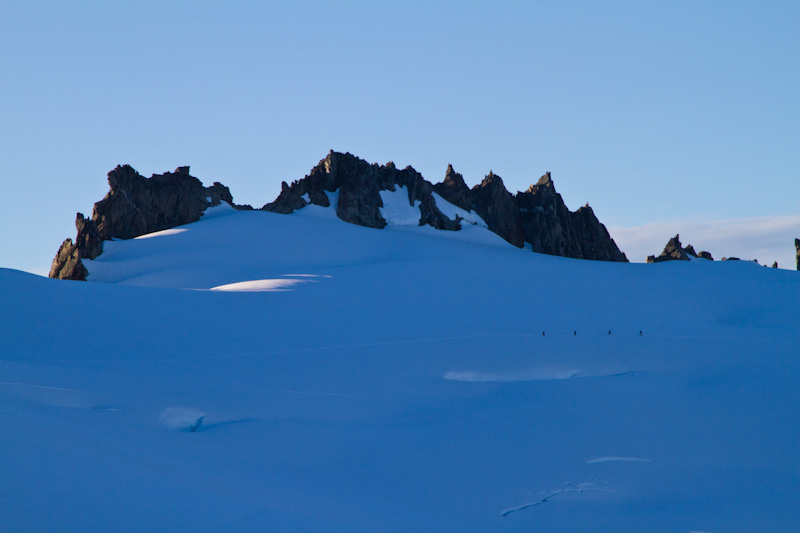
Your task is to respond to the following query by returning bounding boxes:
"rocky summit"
[646,234,794,267]
[646,234,713,263]
[265,151,627,262]
[264,151,459,231]
[49,165,242,280]
[515,172,627,261]
[51,151,629,281]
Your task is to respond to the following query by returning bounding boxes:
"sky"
[1,0,798,273]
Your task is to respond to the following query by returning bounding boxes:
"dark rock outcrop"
[646,234,714,263]
[48,238,88,280]
[647,234,689,263]
[73,213,103,260]
[265,152,627,262]
[52,151,630,282]
[796,238,799,271]
[570,204,629,262]
[515,173,627,261]
[264,151,459,231]
[433,165,472,212]
[92,165,234,241]
[471,172,526,248]
[50,165,238,280]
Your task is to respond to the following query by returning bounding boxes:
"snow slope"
[1,203,799,532]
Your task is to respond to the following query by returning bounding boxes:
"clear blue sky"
[1,1,798,273]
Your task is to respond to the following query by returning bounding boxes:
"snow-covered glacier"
[1,204,798,531]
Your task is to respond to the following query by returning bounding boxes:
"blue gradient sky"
[1,1,798,272]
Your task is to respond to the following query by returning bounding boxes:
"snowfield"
[1,202,799,532]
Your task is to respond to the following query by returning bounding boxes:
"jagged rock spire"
[536,172,553,187]
[516,173,627,262]
[471,171,526,248]
[433,164,472,212]
[646,234,713,263]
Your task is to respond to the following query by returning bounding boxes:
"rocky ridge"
[265,151,627,262]
[264,152,458,231]
[50,165,244,280]
[646,234,713,263]
[50,151,629,281]
[646,234,792,267]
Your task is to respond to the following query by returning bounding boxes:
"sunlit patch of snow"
[209,278,315,292]
[134,228,189,239]
[586,456,651,464]
[200,201,236,219]
[432,192,487,227]
[379,186,422,225]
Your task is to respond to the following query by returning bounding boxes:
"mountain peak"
[435,164,472,212]
[536,171,553,187]
[50,152,631,281]
[646,234,714,263]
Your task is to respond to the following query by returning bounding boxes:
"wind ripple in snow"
[502,482,612,517]
[444,369,580,382]
[586,456,651,464]
[444,368,639,382]
[0,382,110,410]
